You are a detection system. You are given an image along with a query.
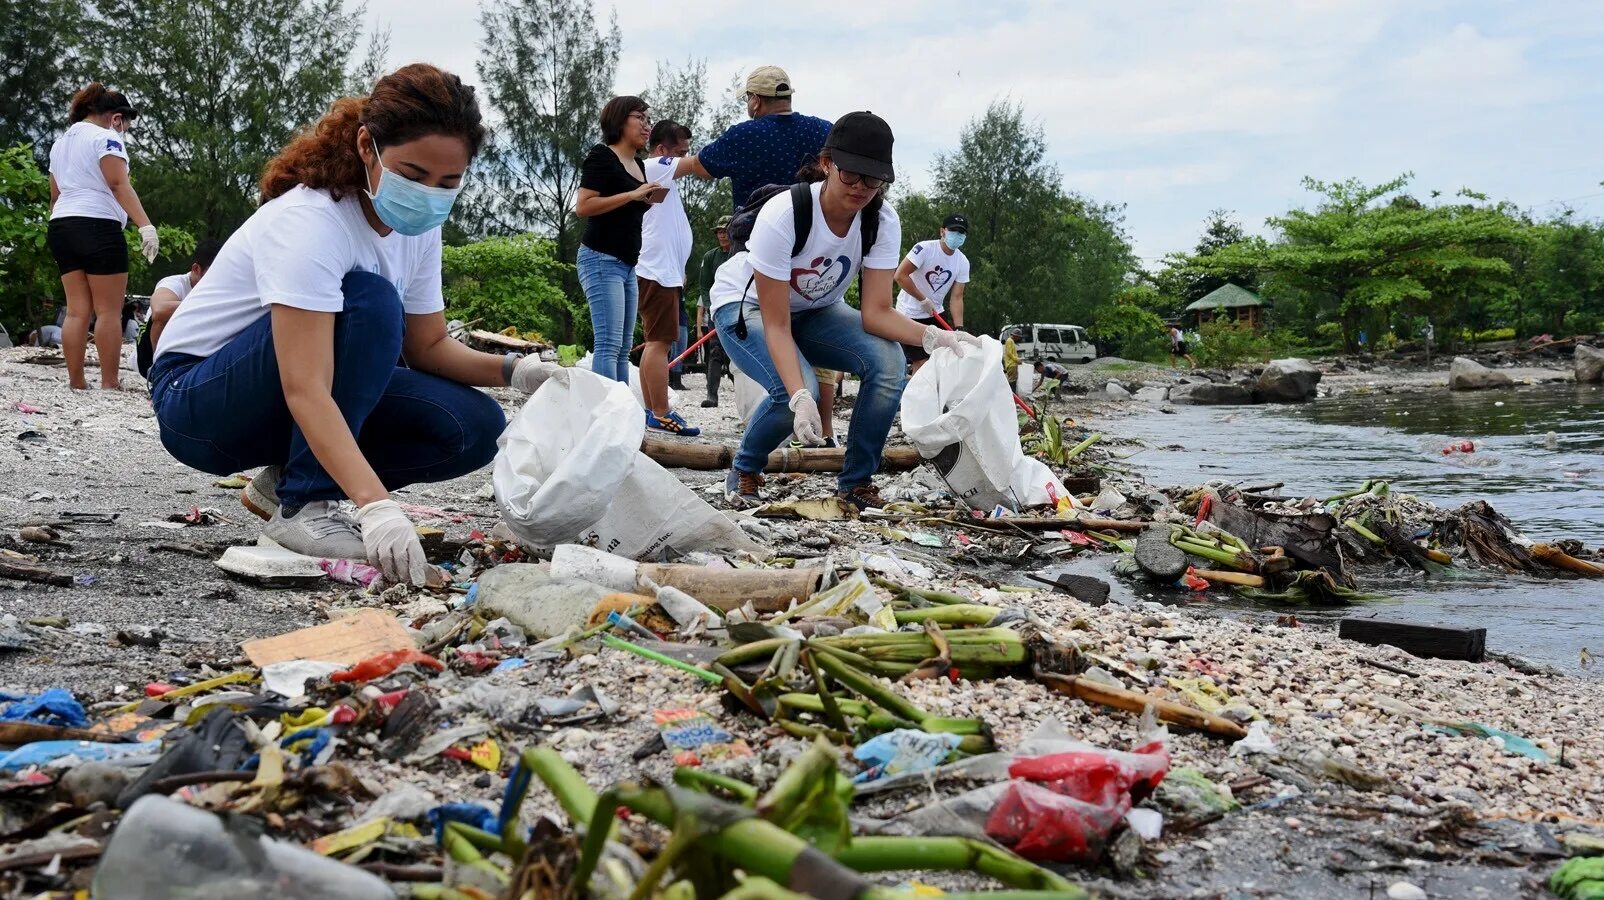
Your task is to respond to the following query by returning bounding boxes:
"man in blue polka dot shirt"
[683,65,832,213]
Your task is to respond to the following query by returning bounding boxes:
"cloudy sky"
[373,0,1604,264]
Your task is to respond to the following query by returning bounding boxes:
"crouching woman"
[149,64,559,585]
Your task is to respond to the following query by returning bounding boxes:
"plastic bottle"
[91,794,392,899]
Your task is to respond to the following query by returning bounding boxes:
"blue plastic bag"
[851,729,963,784]
[0,688,88,728]
[0,739,163,771]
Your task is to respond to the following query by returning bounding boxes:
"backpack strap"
[789,182,812,258]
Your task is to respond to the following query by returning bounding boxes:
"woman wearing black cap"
[47,82,160,390]
[708,111,981,511]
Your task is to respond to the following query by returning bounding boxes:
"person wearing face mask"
[895,213,972,374]
[709,112,981,511]
[149,64,563,586]
[47,83,160,390]
[575,96,666,384]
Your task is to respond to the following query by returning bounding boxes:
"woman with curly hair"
[150,64,563,585]
[47,82,159,390]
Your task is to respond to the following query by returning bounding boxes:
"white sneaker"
[241,466,280,521]
[262,501,365,561]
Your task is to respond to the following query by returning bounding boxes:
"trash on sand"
[985,781,1129,863]
[754,497,859,521]
[1425,721,1551,762]
[261,660,346,698]
[0,738,162,772]
[319,558,381,586]
[1230,721,1277,756]
[215,544,327,587]
[852,729,964,783]
[475,562,616,640]
[242,608,415,668]
[92,794,392,899]
[1124,807,1163,840]
[1152,766,1239,822]
[552,543,820,614]
[330,649,444,683]
[654,708,752,766]
[0,687,89,728]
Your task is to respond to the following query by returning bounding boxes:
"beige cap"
[744,65,793,98]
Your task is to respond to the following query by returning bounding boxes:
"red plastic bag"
[984,781,1128,862]
[1007,737,1170,806]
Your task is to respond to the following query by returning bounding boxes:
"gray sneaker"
[262,501,365,561]
[241,466,281,521]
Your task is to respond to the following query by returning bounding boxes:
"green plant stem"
[1173,538,1256,571]
[893,604,1002,627]
[1063,431,1102,461]
[673,767,759,802]
[600,634,724,684]
[812,648,929,724]
[715,637,794,667]
[1344,518,1385,546]
[755,737,838,821]
[778,693,872,719]
[835,836,1082,893]
[805,650,851,733]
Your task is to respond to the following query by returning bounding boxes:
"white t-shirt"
[48,121,131,224]
[634,155,692,287]
[152,273,195,303]
[708,182,901,313]
[157,185,445,361]
[894,239,970,318]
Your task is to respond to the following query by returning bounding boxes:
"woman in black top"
[575,95,665,382]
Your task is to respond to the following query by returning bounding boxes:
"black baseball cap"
[943,213,968,233]
[824,111,894,184]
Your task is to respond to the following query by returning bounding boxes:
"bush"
[0,144,56,338]
[1195,319,1274,367]
[442,234,576,340]
[1314,321,1342,344]
[1092,302,1167,362]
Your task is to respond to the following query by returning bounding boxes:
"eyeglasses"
[835,169,886,190]
[629,111,651,125]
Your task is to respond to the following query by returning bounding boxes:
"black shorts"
[903,315,941,362]
[47,216,128,276]
[1172,342,1190,355]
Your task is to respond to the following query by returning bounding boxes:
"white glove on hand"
[511,357,568,393]
[357,499,430,587]
[922,325,983,357]
[788,389,825,446]
[918,296,938,315]
[138,225,159,264]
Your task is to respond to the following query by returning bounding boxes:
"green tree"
[472,0,620,342]
[1173,208,1257,302]
[1092,292,1168,361]
[85,0,371,242]
[0,0,86,162]
[0,144,56,337]
[442,234,575,341]
[1526,212,1604,335]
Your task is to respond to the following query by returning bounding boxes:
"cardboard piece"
[243,609,415,668]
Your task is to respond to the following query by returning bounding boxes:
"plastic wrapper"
[984,781,1128,862]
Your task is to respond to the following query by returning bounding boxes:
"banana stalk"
[893,604,1002,627]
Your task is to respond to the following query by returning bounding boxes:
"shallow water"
[1089,383,1604,674]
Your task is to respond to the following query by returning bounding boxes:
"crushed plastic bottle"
[92,794,392,899]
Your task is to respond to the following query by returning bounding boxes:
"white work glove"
[138,225,159,263]
[510,357,568,393]
[356,499,430,587]
[922,324,982,357]
[788,389,825,446]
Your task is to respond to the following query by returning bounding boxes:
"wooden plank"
[242,608,415,668]
[1338,617,1486,662]
[639,436,923,473]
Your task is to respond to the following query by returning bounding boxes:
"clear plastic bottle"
[92,795,392,899]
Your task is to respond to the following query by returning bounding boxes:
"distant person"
[896,213,971,374]
[682,66,832,214]
[575,95,666,383]
[150,64,563,585]
[47,82,161,390]
[1422,320,1434,364]
[137,238,223,379]
[708,112,979,510]
[635,119,700,436]
[1168,323,1196,369]
[696,216,733,407]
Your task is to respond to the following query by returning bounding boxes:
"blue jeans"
[148,271,506,510]
[577,245,637,383]
[713,301,908,490]
[670,324,687,376]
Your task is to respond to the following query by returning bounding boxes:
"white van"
[1000,323,1097,364]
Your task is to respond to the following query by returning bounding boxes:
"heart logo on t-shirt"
[924,266,953,294]
[791,255,852,302]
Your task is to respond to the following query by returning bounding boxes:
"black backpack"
[726,182,883,338]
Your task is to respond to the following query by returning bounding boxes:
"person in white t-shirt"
[709,112,981,510]
[148,64,565,586]
[136,238,223,379]
[46,82,161,391]
[895,213,972,373]
[635,119,700,436]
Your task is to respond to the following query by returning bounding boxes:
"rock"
[59,762,131,807]
[1255,358,1323,402]
[1134,526,1188,581]
[1576,344,1604,383]
[1103,381,1132,401]
[1448,357,1513,391]
[1133,385,1166,403]
[1386,882,1427,900]
[1167,381,1254,405]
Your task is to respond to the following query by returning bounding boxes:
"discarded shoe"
[647,409,702,437]
[241,466,281,521]
[263,501,365,561]
[724,469,765,509]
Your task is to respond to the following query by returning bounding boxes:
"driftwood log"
[1036,670,1248,740]
[1338,617,1486,662]
[641,436,923,474]
[466,330,548,354]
